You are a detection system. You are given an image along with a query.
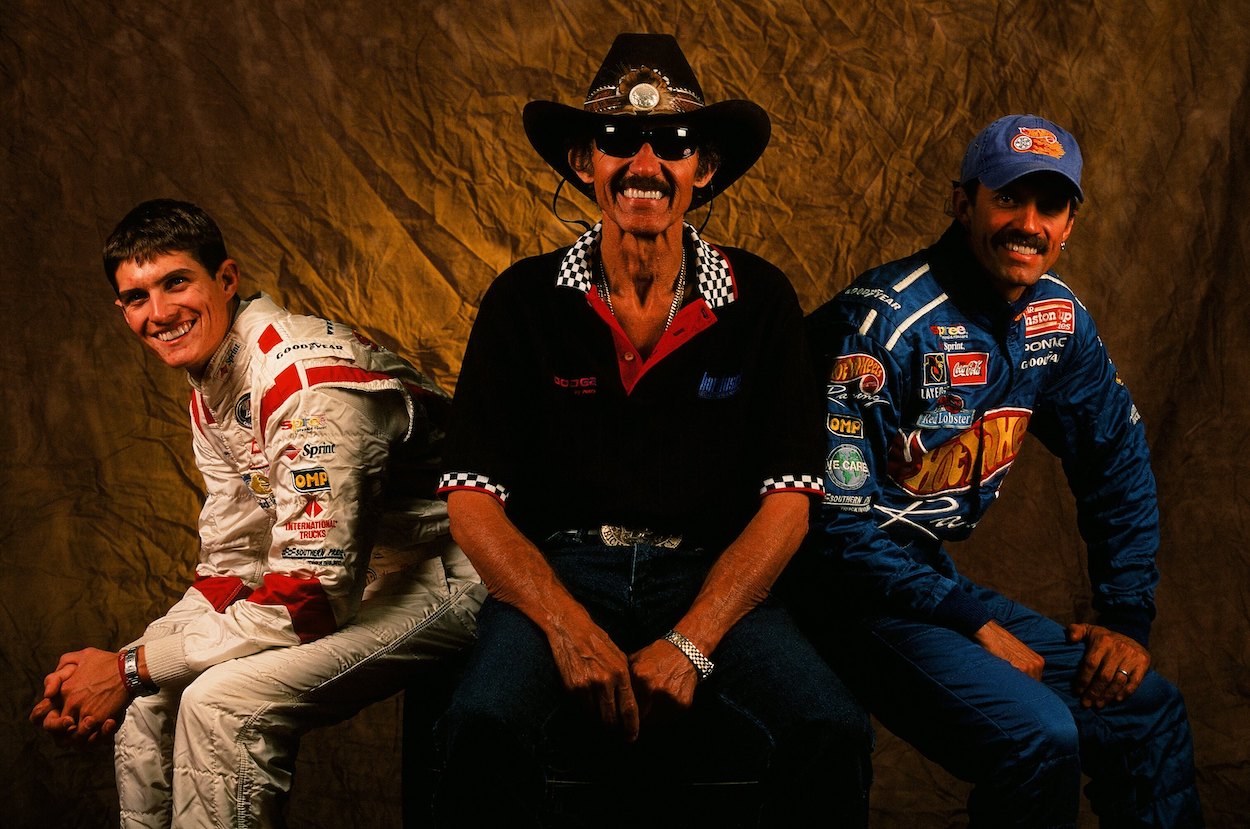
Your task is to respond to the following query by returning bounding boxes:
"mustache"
[613,171,674,197]
[993,228,1049,254]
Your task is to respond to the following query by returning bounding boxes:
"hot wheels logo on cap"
[1010,127,1065,159]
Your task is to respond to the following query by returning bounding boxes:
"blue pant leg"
[709,601,874,828]
[979,588,1204,828]
[845,610,1082,828]
[433,596,565,828]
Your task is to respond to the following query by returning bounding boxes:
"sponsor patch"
[916,409,976,429]
[284,502,339,539]
[929,324,968,339]
[553,374,597,396]
[282,444,300,460]
[697,372,741,399]
[281,415,328,434]
[889,407,1031,495]
[292,467,331,494]
[216,341,242,377]
[823,493,872,512]
[1022,299,1075,337]
[1011,127,1066,158]
[827,444,870,490]
[831,353,886,394]
[234,394,252,428]
[947,352,989,386]
[273,340,348,362]
[923,353,948,386]
[826,414,864,438]
[281,546,346,565]
[303,442,336,458]
[843,286,901,311]
[242,472,274,509]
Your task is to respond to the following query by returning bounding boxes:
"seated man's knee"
[996,697,1080,780]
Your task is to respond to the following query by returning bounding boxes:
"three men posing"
[32,36,1200,829]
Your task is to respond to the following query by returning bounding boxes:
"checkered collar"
[556,222,736,308]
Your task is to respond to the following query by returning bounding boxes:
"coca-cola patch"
[947,352,989,386]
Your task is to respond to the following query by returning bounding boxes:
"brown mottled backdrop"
[3,1,1246,826]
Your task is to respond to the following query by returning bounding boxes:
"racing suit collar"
[930,222,1036,328]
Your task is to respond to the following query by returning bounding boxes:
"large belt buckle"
[599,525,682,549]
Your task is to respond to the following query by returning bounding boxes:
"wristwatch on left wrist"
[118,646,159,696]
[663,629,715,681]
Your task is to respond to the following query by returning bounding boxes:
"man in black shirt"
[434,33,871,827]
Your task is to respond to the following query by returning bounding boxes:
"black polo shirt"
[438,223,823,551]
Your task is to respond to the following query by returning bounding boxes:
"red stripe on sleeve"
[192,575,253,612]
[246,572,338,643]
[258,325,283,354]
[259,365,401,433]
[260,365,304,432]
[303,365,397,388]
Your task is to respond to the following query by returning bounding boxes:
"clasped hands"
[550,621,701,744]
[29,647,131,747]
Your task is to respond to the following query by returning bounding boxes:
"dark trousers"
[434,536,872,828]
[826,576,1202,828]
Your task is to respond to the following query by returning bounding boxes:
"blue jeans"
[826,576,1202,828]
[434,536,871,827]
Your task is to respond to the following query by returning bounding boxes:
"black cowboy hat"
[522,33,771,210]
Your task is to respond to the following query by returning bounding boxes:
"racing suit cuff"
[141,633,195,688]
[1096,607,1152,649]
[931,586,994,638]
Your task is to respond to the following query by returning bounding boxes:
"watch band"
[121,646,158,696]
[663,629,714,681]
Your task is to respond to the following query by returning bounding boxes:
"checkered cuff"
[759,474,825,496]
[437,471,510,503]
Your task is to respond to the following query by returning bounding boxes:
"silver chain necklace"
[598,249,687,333]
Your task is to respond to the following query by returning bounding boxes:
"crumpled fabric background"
[3,1,1247,826]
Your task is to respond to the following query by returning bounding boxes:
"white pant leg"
[116,590,221,828]
[122,549,483,829]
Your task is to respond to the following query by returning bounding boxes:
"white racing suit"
[113,294,485,828]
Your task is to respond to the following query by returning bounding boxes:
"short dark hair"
[103,199,229,293]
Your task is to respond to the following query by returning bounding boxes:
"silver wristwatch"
[663,629,714,680]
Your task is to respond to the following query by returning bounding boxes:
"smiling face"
[114,251,239,378]
[573,136,715,239]
[953,172,1077,302]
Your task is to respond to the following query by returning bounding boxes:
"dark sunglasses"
[594,122,699,161]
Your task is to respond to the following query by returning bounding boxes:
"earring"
[1060,242,1067,251]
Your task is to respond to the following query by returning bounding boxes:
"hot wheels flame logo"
[889,407,1031,495]
[831,353,886,393]
[1010,127,1065,158]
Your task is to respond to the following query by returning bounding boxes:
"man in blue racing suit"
[796,115,1203,827]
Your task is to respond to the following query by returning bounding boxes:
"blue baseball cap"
[959,114,1084,202]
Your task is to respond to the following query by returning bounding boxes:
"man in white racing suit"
[29,199,484,828]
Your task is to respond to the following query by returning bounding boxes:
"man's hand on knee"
[1067,623,1150,708]
[628,639,698,724]
[973,620,1045,680]
[547,616,640,742]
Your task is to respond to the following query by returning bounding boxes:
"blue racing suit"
[798,223,1202,827]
